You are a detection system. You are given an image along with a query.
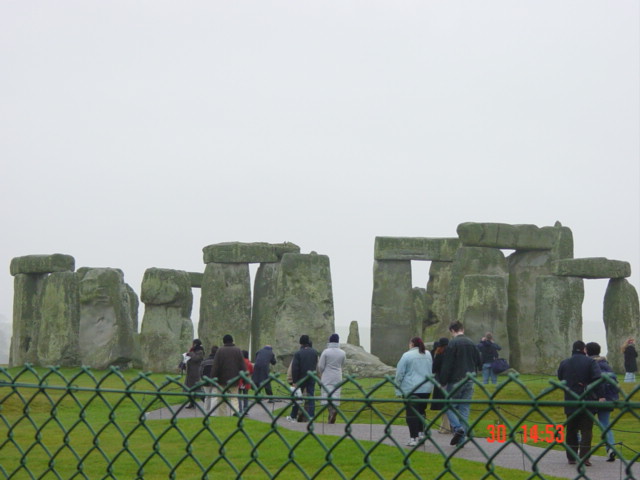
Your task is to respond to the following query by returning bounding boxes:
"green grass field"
[1,367,637,479]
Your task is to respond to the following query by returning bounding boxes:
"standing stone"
[37,272,80,367]
[348,320,360,347]
[423,261,454,342]
[457,275,509,361]
[139,268,194,373]
[251,262,281,358]
[9,273,46,366]
[448,247,508,323]
[77,268,139,369]
[506,250,554,371]
[604,279,640,373]
[413,287,428,337]
[272,253,335,367]
[371,260,415,366]
[534,276,584,374]
[199,263,251,351]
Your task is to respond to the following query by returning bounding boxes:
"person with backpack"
[477,333,502,385]
[586,341,619,462]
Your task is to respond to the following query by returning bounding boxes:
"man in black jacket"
[439,321,482,446]
[557,340,604,466]
[288,335,319,422]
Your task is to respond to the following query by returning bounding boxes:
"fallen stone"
[553,258,631,279]
[10,254,75,276]
[340,343,396,377]
[374,237,460,261]
[202,242,300,264]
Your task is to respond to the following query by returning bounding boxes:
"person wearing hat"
[288,335,319,422]
[210,334,246,416]
[430,337,451,433]
[318,333,346,424]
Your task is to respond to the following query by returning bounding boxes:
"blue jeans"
[597,410,614,450]
[482,363,497,384]
[446,380,475,437]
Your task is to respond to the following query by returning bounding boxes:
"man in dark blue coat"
[557,340,604,466]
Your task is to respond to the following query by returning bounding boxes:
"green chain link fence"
[1,366,638,479]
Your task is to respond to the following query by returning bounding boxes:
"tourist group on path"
[179,323,637,469]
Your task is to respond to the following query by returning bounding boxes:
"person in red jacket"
[239,350,254,415]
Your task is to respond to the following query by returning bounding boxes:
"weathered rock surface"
[457,274,509,360]
[202,242,300,264]
[272,253,335,363]
[251,262,281,358]
[37,272,80,366]
[371,260,415,366]
[140,268,194,373]
[188,272,203,288]
[77,268,139,369]
[374,237,460,261]
[457,223,558,250]
[10,254,75,276]
[604,279,640,373]
[448,247,508,323]
[347,321,360,347]
[423,261,454,342]
[506,250,554,372]
[199,263,251,351]
[534,276,584,374]
[340,343,396,377]
[9,273,46,366]
[553,258,631,279]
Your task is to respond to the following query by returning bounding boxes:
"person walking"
[477,333,502,385]
[395,337,433,446]
[200,345,219,414]
[318,333,346,424]
[288,335,319,422]
[586,341,619,462]
[184,339,205,409]
[557,340,604,466]
[238,350,254,415]
[430,337,451,434]
[623,338,638,383]
[252,345,277,402]
[210,334,246,416]
[439,321,482,447]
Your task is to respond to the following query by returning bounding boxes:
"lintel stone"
[202,242,300,264]
[374,237,460,261]
[10,254,75,276]
[188,272,203,288]
[457,223,557,250]
[553,258,631,279]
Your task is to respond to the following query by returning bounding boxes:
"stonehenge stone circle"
[372,222,639,374]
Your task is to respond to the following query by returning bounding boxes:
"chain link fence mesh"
[1,366,638,479]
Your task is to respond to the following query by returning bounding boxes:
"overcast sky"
[1,1,638,356]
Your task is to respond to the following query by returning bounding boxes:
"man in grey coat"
[318,333,346,424]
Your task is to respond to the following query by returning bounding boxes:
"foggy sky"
[1,1,638,356]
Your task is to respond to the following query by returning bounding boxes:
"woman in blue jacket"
[395,337,433,446]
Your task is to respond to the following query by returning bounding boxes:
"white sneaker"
[418,432,425,439]
[406,438,417,447]
[285,416,296,422]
